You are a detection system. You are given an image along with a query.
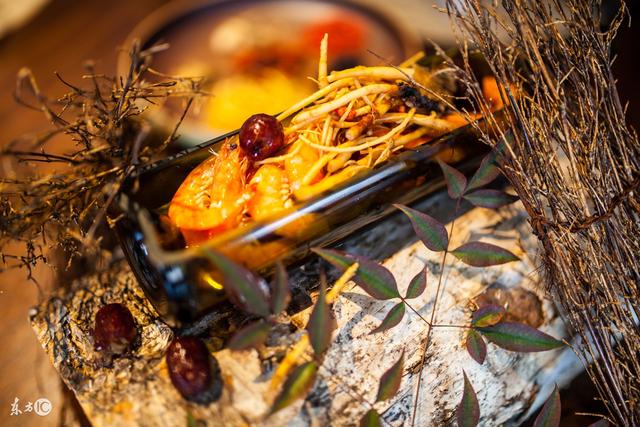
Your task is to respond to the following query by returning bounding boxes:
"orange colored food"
[168,52,507,247]
[302,18,365,55]
[246,164,290,222]
[168,143,247,240]
[284,142,324,190]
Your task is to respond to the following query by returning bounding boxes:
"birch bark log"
[30,193,578,426]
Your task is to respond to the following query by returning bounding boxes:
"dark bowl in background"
[118,0,420,145]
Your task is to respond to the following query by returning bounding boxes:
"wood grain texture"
[0,1,167,425]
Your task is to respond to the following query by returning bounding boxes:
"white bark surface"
[30,195,579,426]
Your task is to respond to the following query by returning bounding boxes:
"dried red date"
[239,113,284,161]
[166,336,222,404]
[93,303,137,355]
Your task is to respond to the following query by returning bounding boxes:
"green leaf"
[370,302,405,334]
[312,248,400,300]
[186,411,197,427]
[456,371,480,427]
[533,386,561,427]
[359,409,381,427]
[394,204,448,252]
[451,242,519,267]
[307,278,335,355]
[478,322,564,352]
[437,159,467,199]
[203,249,271,317]
[463,189,518,209]
[465,329,487,365]
[228,321,271,351]
[466,151,501,192]
[472,304,506,328]
[270,361,318,414]
[376,350,404,402]
[271,261,291,315]
[405,266,427,299]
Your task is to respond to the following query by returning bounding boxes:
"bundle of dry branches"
[444,0,640,423]
[0,41,206,280]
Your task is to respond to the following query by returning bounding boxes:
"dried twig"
[0,40,207,278]
[444,0,640,423]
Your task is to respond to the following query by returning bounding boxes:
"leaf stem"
[401,297,432,327]
[411,197,461,427]
[431,323,471,329]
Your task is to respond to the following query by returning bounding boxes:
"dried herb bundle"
[444,0,640,423]
[0,41,206,279]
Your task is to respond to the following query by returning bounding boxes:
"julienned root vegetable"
[168,36,506,246]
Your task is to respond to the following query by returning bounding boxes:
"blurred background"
[0,0,637,426]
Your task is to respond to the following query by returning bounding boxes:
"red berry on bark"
[166,336,222,403]
[239,113,284,161]
[93,303,137,355]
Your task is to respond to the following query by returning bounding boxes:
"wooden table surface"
[0,1,637,426]
[0,1,168,425]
